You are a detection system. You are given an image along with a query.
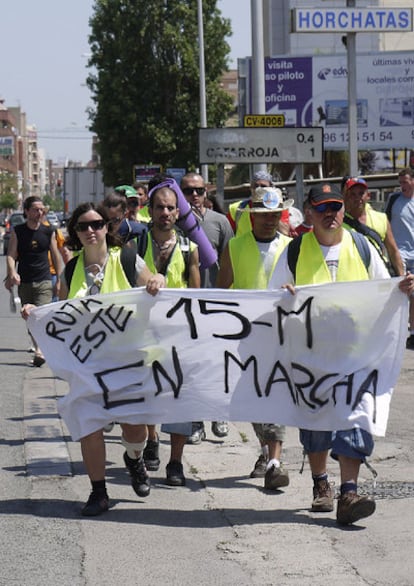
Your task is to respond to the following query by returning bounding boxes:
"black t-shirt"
[15,223,53,282]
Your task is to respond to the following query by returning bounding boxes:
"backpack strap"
[64,256,78,289]
[176,231,191,283]
[344,213,383,250]
[344,214,392,275]
[120,242,138,286]
[287,234,304,280]
[349,230,371,272]
[385,192,400,222]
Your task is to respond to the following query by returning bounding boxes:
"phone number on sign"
[323,130,394,144]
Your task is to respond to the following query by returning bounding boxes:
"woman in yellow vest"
[60,202,165,516]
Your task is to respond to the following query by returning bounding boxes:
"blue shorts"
[299,428,374,461]
[161,422,193,436]
[404,259,414,273]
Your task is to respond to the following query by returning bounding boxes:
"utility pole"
[250,0,267,177]
[197,0,208,184]
[347,0,358,176]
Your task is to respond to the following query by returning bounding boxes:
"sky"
[2,0,251,165]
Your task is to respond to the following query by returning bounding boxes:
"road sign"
[244,114,285,128]
[199,127,323,164]
[292,8,413,33]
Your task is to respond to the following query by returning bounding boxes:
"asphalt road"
[0,253,413,586]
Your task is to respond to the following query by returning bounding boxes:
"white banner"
[28,280,408,441]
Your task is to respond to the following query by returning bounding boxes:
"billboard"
[256,51,414,150]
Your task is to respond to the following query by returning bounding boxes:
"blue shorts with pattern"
[299,428,374,461]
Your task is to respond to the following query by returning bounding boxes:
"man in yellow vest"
[342,176,404,277]
[227,171,291,237]
[145,182,201,487]
[268,183,414,525]
[217,186,293,490]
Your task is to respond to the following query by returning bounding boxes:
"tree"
[0,172,18,211]
[87,0,233,186]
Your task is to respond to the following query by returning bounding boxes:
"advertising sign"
[0,136,14,156]
[133,164,162,182]
[261,51,414,150]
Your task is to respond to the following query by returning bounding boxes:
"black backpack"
[385,192,400,222]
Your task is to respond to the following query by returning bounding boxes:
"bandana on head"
[252,170,273,183]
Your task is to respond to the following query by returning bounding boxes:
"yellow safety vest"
[144,233,196,288]
[137,206,151,223]
[295,230,369,285]
[229,230,291,289]
[228,200,252,236]
[68,247,131,299]
[365,204,387,241]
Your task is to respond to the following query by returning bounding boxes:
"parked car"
[46,211,60,230]
[3,212,25,255]
[55,211,68,228]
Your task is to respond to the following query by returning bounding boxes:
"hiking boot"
[143,437,160,471]
[312,478,334,512]
[166,460,186,486]
[249,454,268,478]
[123,452,151,497]
[81,491,109,517]
[186,423,206,445]
[211,421,229,438]
[406,334,414,350]
[264,464,290,490]
[336,492,376,525]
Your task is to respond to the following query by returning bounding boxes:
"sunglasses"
[182,187,206,196]
[312,201,343,213]
[74,219,106,232]
[127,199,139,207]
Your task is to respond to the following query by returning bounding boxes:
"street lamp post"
[197,0,208,184]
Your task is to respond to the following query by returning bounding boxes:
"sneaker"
[32,354,46,367]
[406,334,414,350]
[186,423,206,445]
[264,464,290,490]
[249,454,268,478]
[211,421,229,438]
[81,491,109,517]
[312,478,334,512]
[166,460,186,486]
[336,492,376,525]
[123,452,151,497]
[143,437,160,471]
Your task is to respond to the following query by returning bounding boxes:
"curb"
[23,364,72,476]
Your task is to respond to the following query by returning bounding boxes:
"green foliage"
[87,0,233,185]
[0,172,18,210]
[0,192,18,211]
[43,195,63,212]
